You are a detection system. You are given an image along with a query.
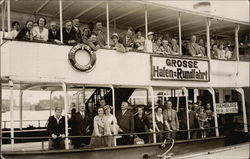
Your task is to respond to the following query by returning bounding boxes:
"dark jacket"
[119,34,134,48]
[70,112,90,136]
[47,115,65,136]
[189,110,199,129]
[134,114,149,133]
[62,28,76,44]
[72,27,82,43]
[116,110,134,133]
[15,27,31,41]
[48,29,60,42]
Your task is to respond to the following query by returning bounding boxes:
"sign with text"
[151,56,210,81]
[216,102,238,114]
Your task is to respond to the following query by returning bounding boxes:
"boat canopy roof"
[5,0,250,38]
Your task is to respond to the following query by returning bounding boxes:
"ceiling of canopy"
[1,0,249,39]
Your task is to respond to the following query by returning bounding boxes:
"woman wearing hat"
[104,105,120,146]
[110,33,126,53]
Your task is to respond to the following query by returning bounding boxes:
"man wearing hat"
[111,33,126,53]
[144,32,154,53]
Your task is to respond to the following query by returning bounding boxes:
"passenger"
[169,38,180,55]
[63,20,77,45]
[90,107,109,147]
[116,101,134,145]
[161,40,171,56]
[189,104,199,139]
[134,106,150,143]
[198,38,206,56]
[82,27,90,44]
[119,27,134,52]
[163,101,179,139]
[224,46,232,60]
[87,32,100,51]
[92,20,106,48]
[153,38,164,55]
[144,32,154,53]
[72,18,82,43]
[8,21,20,39]
[70,103,90,149]
[104,105,119,146]
[217,43,226,59]
[182,41,189,56]
[48,21,61,44]
[197,106,208,138]
[47,107,65,150]
[15,20,33,41]
[154,106,165,142]
[134,29,145,51]
[110,33,126,53]
[32,17,48,41]
[211,44,218,59]
[205,103,214,136]
[210,38,216,47]
[187,35,203,57]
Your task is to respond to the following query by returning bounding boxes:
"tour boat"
[0,0,249,159]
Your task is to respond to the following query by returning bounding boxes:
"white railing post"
[182,87,190,139]
[59,0,63,43]
[235,88,248,132]
[178,12,182,55]
[6,0,10,33]
[206,18,211,59]
[106,1,110,48]
[19,90,23,130]
[145,4,148,40]
[109,85,116,146]
[235,24,240,75]
[9,80,14,151]
[208,88,219,137]
[62,82,69,149]
[148,87,156,143]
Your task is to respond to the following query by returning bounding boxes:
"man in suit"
[189,104,199,139]
[92,21,106,47]
[72,18,82,43]
[70,103,90,149]
[116,101,134,145]
[119,27,134,52]
[47,107,65,150]
[63,20,77,45]
[163,100,179,139]
[48,21,61,44]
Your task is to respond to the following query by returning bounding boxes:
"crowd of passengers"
[47,99,215,150]
[7,18,241,60]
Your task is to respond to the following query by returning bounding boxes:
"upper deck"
[1,40,249,88]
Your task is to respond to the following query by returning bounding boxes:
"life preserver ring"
[68,44,96,72]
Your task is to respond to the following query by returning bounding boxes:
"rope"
[157,138,175,159]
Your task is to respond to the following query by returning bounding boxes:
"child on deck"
[197,106,208,138]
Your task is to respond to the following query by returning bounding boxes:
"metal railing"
[2,119,47,129]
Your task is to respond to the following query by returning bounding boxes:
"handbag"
[134,135,145,145]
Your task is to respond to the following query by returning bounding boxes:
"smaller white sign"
[216,102,238,114]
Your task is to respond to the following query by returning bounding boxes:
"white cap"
[111,33,119,39]
[148,32,154,36]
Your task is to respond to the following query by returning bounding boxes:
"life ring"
[68,44,96,72]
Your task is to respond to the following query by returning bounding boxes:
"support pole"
[49,91,53,116]
[235,24,240,75]
[110,85,116,146]
[1,1,6,39]
[106,1,110,48]
[182,87,190,139]
[206,18,211,59]
[178,12,182,55]
[148,87,156,143]
[145,4,148,39]
[9,80,14,151]
[19,90,23,130]
[6,0,10,33]
[62,82,69,149]
[235,88,248,132]
[208,88,219,137]
[82,85,85,104]
[59,0,63,43]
